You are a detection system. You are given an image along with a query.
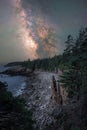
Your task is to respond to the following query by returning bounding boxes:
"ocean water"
[0,65,26,96]
[0,65,10,72]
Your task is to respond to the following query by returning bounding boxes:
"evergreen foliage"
[60,27,87,98]
[0,81,35,130]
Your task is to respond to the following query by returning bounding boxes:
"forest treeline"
[22,28,87,70]
[21,27,87,73]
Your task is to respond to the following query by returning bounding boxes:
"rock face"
[0,66,32,77]
[51,75,67,105]
[51,75,63,104]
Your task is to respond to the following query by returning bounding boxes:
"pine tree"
[64,35,74,56]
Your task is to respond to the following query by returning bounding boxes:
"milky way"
[14,0,39,59]
[14,0,58,59]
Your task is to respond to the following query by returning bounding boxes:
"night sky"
[0,0,87,63]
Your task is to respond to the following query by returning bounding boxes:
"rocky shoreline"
[21,71,64,130]
[21,71,86,130]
